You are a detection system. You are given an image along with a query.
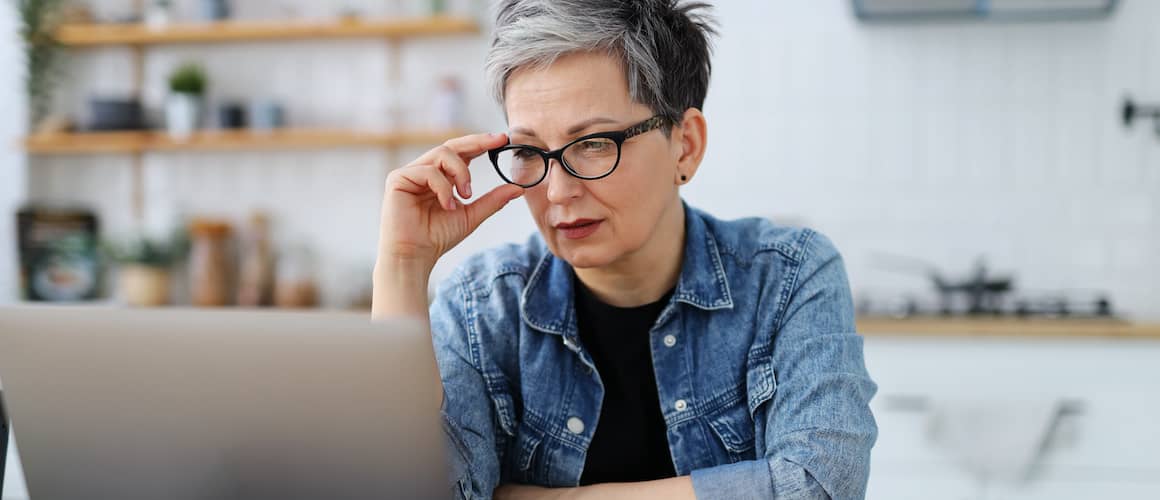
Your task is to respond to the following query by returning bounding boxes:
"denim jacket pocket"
[707,403,757,463]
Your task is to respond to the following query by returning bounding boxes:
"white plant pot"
[145,6,171,31]
[119,264,172,307]
[166,93,202,140]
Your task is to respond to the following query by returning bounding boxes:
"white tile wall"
[692,0,1160,319]
[0,4,26,304]
[8,1,1160,317]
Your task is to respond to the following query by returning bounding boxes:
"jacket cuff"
[690,460,774,500]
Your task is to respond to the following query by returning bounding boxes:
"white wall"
[696,0,1160,320]
[0,2,27,304]
[13,1,1160,318]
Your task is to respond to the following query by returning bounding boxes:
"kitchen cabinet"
[867,467,981,500]
[987,481,1160,500]
[864,334,1160,500]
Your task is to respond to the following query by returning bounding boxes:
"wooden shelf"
[23,128,467,154]
[857,316,1160,340]
[55,16,480,46]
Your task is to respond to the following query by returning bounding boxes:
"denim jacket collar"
[520,202,734,337]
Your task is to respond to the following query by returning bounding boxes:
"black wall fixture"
[1122,97,1160,139]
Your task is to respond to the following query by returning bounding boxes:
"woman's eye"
[513,149,538,160]
[581,140,612,152]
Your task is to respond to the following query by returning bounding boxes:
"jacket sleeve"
[430,276,502,500]
[690,231,878,500]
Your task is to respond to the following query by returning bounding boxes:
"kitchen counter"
[856,317,1160,339]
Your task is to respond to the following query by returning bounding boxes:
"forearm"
[495,476,695,500]
[576,477,695,500]
[372,256,434,320]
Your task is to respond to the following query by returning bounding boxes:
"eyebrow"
[510,116,622,139]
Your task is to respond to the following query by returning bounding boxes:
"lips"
[554,219,602,240]
[555,219,600,229]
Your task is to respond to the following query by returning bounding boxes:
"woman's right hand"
[374,133,524,316]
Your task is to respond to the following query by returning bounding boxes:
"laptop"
[0,306,450,500]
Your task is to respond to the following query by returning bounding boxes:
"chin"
[550,240,618,269]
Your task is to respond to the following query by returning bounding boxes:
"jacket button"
[567,417,585,434]
[663,334,677,347]
[674,399,688,412]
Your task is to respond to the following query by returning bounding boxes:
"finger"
[407,133,509,198]
[393,164,458,211]
[464,184,525,233]
[428,147,473,199]
[422,168,459,211]
[441,132,510,163]
[411,133,509,166]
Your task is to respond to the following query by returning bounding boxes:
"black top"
[573,275,677,485]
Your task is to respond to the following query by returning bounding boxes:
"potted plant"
[17,0,66,133]
[166,63,207,140]
[104,233,188,307]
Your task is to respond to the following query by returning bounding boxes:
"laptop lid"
[0,306,448,500]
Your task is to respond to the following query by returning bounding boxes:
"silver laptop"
[0,306,449,500]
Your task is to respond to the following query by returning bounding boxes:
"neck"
[574,197,685,308]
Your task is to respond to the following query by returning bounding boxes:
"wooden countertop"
[856,316,1160,339]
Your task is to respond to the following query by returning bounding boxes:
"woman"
[373,1,877,499]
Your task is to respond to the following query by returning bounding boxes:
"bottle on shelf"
[188,218,233,307]
[236,212,274,307]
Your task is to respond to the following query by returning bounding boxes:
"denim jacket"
[430,202,877,500]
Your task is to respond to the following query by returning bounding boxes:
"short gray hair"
[486,0,718,124]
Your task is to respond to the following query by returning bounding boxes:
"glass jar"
[274,244,318,309]
[236,212,274,307]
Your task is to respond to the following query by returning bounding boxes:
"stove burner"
[857,293,1115,319]
[864,253,1116,320]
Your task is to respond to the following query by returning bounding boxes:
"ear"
[670,108,707,186]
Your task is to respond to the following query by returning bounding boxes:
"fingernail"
[465,184,472,197]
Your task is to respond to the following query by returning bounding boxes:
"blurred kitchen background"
[1,1,1159,499]
[0,0,1157,317]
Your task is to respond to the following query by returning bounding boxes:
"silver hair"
[486,0,718,124]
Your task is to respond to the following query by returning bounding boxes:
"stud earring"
[680,175,687,182]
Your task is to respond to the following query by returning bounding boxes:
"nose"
[544,158,584,204]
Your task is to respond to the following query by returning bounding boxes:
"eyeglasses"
[488,115,670,188]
